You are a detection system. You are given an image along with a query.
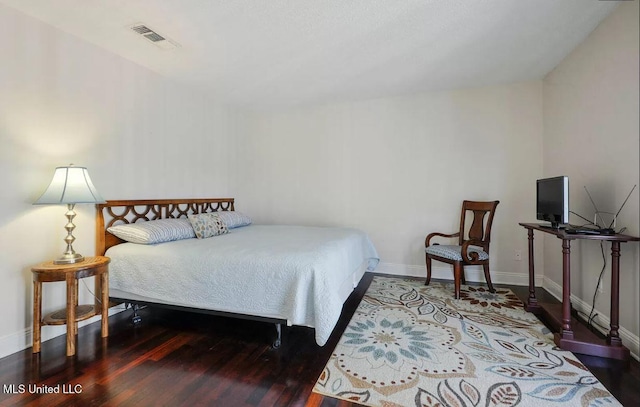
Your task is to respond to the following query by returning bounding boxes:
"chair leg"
[453,262,462,299]
[425,255,432,286]
[483,263,495,293]
[460,269,466,285]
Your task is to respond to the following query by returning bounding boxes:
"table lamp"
[33,164,106,264]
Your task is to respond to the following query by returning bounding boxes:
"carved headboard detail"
[95,198,235,255]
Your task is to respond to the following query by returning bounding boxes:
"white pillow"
[216,211,252,229]
[108,218,195,244]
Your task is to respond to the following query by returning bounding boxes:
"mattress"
[106,224,379,345]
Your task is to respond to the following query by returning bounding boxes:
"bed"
[95,198,379,347]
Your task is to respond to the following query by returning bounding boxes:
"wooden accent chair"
[424,200,499,299]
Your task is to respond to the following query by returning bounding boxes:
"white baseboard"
[375,262,543,287]
[0,305,126,360]
[542,277,640,361]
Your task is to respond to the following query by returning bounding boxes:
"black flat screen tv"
[536,176,569,229]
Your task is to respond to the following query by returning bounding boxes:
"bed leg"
[272,323,282,349]
[128,303,142,325]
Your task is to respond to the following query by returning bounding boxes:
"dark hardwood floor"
[1,273,638,406]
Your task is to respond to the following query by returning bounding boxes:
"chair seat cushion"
[425,245,489,261]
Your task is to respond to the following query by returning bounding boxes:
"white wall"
[543,0,639,355]
[234,82,544,283]
[0,4,236,358]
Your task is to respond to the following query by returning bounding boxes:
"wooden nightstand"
[32,256,110,356]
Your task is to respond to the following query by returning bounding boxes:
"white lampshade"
[34,165,105,205]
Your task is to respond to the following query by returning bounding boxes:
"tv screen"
[536,176,569,228]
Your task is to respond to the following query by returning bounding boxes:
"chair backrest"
[457,200,499,250]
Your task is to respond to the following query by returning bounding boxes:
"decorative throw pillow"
[107,218,196,244]
[216,211,252,229]
[188,212,230,239]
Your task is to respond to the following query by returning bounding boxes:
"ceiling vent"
[129,23,180,50]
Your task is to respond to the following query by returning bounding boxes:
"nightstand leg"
[74,278,79,336]
[100,272,109,337]
[33,281,42,353]
[66,276,76,356]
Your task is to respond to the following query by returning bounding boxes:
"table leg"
[66,276,77,356]
[100,272,109,337]
[560,238,574,339]
[33,281,42,353]
[73,277,79,336]
[608,241,622,346]
[525,228,539,312]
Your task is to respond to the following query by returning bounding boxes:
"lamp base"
[54,253,85,265]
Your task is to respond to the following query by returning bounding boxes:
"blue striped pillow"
[216,211,252,229]
[107,218,196,244]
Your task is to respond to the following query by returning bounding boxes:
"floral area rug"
[313,276,620,407]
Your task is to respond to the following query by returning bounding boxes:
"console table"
[519,223,639,362]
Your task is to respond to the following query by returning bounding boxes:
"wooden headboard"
[95,198,235,255]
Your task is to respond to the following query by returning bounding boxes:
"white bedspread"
[106,224,379,346]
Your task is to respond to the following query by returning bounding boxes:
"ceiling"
[1,0,618,110]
